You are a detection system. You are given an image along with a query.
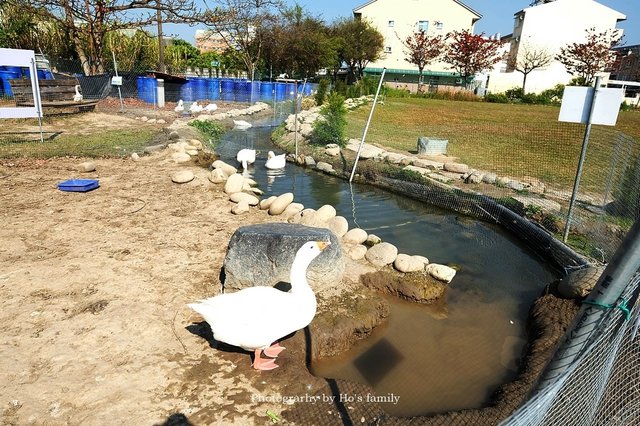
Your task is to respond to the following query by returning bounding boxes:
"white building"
[353,0,481,86]
[487,0,626,94]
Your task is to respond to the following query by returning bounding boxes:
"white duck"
[189,101,204,114]
[236,148,256,171]
[73,85,83,102]
[174,99,184,113]
[188,240,330,370]
[204,103,218,112]
[265,151,286,170]
[233,120,252,130]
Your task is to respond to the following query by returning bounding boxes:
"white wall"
[487,0,626,94]
[355,0,480,72]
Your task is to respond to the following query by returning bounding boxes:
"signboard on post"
[0,48,42,119]
[559,86,624,126]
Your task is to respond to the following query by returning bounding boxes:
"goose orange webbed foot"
[263,342,286,358]
[252,349,279,370]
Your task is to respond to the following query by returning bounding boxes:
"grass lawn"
[345,98,640,190]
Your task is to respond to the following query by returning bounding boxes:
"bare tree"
[507,43,553,92]
[20,0,200,75]
[200,0,282,81]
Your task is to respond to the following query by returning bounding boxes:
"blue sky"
[165,0,639,46]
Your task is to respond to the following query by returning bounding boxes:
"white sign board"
[0,48,42,119]
[111,76,123,86]
[558,86,624,126]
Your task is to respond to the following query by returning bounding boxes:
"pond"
[215,119,558,416]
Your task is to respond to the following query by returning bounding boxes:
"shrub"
[484,92,509,103]
[310,92,347,147]
[314,78,329,106]
[188,120,225,143]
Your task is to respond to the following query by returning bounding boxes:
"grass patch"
[0,128,158,158]
[188,120,225,146]
[345,98,640,192]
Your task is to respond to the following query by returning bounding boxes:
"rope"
[582,298,631,321]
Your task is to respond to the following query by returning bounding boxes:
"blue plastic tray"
[57,179,100,192]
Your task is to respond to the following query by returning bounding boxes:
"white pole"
[349,68,386,183]
[112,51,124,113]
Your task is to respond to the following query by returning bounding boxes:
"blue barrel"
[249,81,260,103]
[37,70,47,80]
[136,76,157,104]
[193,77,207,101]
[221,79,235,101]
[3,66,22,77]
[44,71,54,80]
[275,82,287,101]
[260,82,274,101]
[0,71,20,97]
[285,83,296,99]
[234,79,250,103]
[207,78,220,100]
[305,83,316,96]
[180,79,195,102]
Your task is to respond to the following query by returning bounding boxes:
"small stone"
[426,264,456,283]
[259,196,277,210]
[77,161,96,172]
[140,116,148,122]
[212,160,238,176]
[172,152,192,163]
[168,131,180,140]
[394,254,425,273]
[482,173,497,184]
[186,149,199,156]
[269,192,294,215]
[347,244,367,260]
[171,170,195,184]
[315,205,337,222]
[282,203,304,219]
[366,234,382,246]
[250,187,264,195]
[343,228,368,245]
[131,153,140,162]
[209,168,227,183]
[189,139,203,149]
[316,162,334,173]
[224,173,245,194]
[231,200,250,215]
[157,119,166,124]
[365,242,398,267]
[325,147,340,156]
[305,156,316,167]
[327,216,349,237]
[147,118,157,124]
[443,162,469,173]
[507,180,525,191]
[229,192,259,206]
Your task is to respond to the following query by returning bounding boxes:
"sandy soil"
[0,132,331,425]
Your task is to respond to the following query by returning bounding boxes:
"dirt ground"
[0,101,343,425]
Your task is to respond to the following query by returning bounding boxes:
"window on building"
[388,20,395,27]
[434,21,443,31]
[418,20,429,32]
[384,46,392,53]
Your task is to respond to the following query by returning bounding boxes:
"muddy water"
[216,123,558,416]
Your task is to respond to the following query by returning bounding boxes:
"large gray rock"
[223,223,345,293]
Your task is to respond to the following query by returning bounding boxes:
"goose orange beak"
[317,241,331,251]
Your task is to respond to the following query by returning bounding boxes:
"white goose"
[233,120,252,130]
[236,148,256,171]
[189,101,204,114]
[73,85,83,102]
[174,99,184,113]
[204,103,218,112]
[188,240,330,370]
[265,151,286,170]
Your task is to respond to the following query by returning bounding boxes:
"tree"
[442,30,503,89]
[201,0,282,81]
[507,43,553,92]
[556,27,622,85]
[332,18,384,83]
[13,0,200,75]
[400,30,444,89]
[261,4,336,80]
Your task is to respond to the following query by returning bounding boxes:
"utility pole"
[157,3,165,73]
